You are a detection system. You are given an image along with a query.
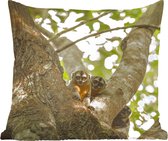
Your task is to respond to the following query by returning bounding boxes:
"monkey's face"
[72,70,90,86]
[91,76,106,91]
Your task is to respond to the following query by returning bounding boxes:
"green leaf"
[110,10,121,20]
[125,8,142,19]
[76,11,93,22]
[99,21,110,31]
[53,9,69,23]
[51,19,58,33]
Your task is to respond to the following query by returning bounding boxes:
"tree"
[1,0,167,139]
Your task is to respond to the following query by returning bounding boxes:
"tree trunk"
[1,0,164,139]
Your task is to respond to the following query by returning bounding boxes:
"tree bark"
[139,119,167,139]
[5,1,105,139]
[1,0,164,139]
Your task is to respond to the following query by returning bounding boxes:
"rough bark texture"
[1,0,165,140]
[4,1,108,140]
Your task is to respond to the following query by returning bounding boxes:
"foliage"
[28,5,160,138]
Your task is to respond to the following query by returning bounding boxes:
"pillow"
[1,0,167,140]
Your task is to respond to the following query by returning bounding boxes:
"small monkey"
[69,70,91,101]
[90,76,106,101]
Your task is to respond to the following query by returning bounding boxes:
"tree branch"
[55,24,160,53]
[90,0,163,126]
[35,23,54,39]
[48,11,112,41]
[139,119,167,139]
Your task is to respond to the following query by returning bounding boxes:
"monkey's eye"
[93,80,99,86]
[98,83,103,87]
[75,75,80,80]
[93,80,98,84]
[82,76,87,81]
